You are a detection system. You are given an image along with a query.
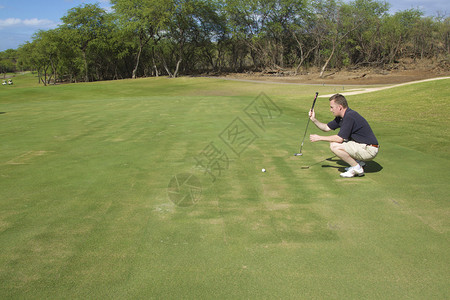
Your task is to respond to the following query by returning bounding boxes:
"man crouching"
[309,94,379,178]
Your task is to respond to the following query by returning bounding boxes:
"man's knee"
[330,142,343,152]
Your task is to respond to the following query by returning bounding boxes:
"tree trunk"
[161,55,172,77]
[132,43,143,79]
[82,50,89,82]
[51,59,57,85]
[173,59,182,78]
[43,66,49,86]
[320,40,336,78]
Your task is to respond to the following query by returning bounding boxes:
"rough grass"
[0,74,449,299]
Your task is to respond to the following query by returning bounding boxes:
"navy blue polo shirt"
[327,108,378,145]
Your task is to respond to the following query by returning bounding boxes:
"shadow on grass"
[0,112,5,114]
[322,158,383,173]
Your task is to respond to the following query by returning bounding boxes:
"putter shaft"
[296,92,319,156]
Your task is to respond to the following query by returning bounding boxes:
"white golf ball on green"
[262,168,266,172]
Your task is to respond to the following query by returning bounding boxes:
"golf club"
[294,92,319,156]
[301,155,337,169]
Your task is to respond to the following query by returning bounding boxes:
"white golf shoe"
[340,164,364,178]
[345,160,366,171]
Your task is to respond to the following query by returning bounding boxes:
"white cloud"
[0,18,21,27]
[23,18,55,27]
[0,18,57,29]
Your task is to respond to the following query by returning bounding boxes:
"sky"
[0,0,112,51]
[1,0,449,51]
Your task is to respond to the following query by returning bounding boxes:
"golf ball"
[262,168,266,172]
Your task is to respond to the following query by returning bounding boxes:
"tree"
[111,0,172,79]
[411,17,436,59]
[61,4,108,82]
[313,0,368,77]
[20,30,64,85]
[434,16,450,58]
[56,27,84,83]
[222,0,264,70]
[160,0,226,77]
[0,49,17,78]
[286,0,317,73]
[380,9,423,64]
[342,0,389,66]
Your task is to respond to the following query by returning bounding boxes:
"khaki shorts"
[344,141,379,161]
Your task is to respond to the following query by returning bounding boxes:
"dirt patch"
[214,58,450,85]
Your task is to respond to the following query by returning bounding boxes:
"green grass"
[0,73,449,299]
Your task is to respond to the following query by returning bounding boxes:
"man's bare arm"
[310,134,344,143]
[309,109,331,132]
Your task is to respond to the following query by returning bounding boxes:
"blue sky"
[0,0,111,51]
[1,0,449,51]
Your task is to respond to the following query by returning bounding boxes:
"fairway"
[0,74,449,298]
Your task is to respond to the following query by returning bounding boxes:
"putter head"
[294,153,303,156]
[301,166,310,169]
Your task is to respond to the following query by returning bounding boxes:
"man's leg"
[330,142,358,167]
[331,142,366,177]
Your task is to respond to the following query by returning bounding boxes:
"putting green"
[0,74,448,298]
